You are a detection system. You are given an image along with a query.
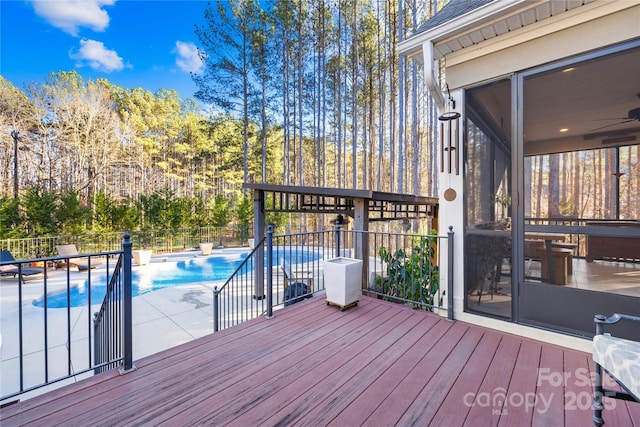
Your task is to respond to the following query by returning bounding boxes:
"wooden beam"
[354,197,370,291]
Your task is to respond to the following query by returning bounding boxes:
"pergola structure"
[244,183,439,298]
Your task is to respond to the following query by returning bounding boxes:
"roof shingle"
[413,0,494,36]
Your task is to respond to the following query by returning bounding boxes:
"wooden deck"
[2,296,639,426]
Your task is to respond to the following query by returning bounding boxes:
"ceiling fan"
[590,107,640,132]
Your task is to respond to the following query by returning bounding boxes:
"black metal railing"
[213,226,341,331]
[212,238,267,332]
[338,228,448,312]
[0,237,132,403]
[93,234,133,374]
[213,225,454,332]
[2,226,453,402]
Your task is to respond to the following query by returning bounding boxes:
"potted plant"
[132,230,153,266]
[199,242,214,256]
[132,248,152,266]
[376,233,441,311]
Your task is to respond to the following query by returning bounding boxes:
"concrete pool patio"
[0,249,259,402]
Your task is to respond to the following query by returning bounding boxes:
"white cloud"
[174,41,204,75]
[30,0,115,36]
[70,39,126,72]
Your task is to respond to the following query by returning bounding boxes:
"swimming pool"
[33,249,323,309]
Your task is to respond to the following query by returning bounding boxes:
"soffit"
[399,0,599,58]
[433,0,597,59]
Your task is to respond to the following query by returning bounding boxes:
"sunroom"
[399,0,640,339]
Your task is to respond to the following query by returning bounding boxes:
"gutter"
[422,41,446,111]
[398,0,536,112]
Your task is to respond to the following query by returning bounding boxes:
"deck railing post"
[213,286,219,332]
[334,221,342,257]
[447,226,454,321]
[266,225,274,319]
[121,233,134,372]
[93,312,100,374]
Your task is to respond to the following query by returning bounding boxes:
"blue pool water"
[33,249,322,309]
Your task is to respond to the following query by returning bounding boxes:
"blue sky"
[1,0,208,100]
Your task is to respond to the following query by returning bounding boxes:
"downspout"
[422,41,446,111]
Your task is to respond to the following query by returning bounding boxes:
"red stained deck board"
[135,299,397,425]
[531,343,566,427]
[427,329,503,427]
[397,325,486,426]
[627,401,640,424]
[359,321,471,426]
[1,296,609,427]
[497,340,542,426]
[3,298,333,425]
[605,369,640,425]
[222,305,424,426]
[563,349,602,426]
[463,333,522,426]
[290,313,445,426]
[58,299,386,426]
[324,315,454,427]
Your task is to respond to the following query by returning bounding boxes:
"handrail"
[94,234,133,374]
[93,254,124,373]
[215,236,267,295]
[0,240,132,403]
[213,236,267,332]
[212,227,452,332]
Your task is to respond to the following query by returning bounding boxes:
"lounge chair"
[55,244,102,271]
[0,250,44,281]
[280,258,313,306]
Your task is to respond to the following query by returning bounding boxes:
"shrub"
[377,233,440,310]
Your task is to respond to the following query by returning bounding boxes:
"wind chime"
[439,85,460,202]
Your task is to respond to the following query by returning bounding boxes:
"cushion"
[0,264,18,273]
[593,334,640,401]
